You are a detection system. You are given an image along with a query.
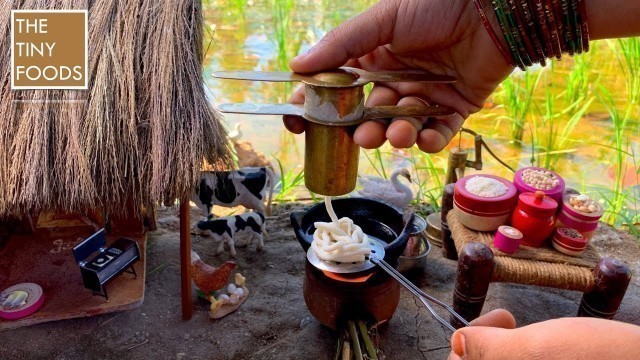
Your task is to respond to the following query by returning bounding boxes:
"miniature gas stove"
[72,229,140,301]
[213,67,456,195]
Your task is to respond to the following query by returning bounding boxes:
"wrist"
[586,0,640,40]
[473,0,516,68]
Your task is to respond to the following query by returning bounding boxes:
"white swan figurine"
[228,123,242,142]
[357,168,413,210]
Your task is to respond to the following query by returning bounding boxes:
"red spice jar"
[511,191,558,247]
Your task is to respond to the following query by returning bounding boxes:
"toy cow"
[192,167,275,217]
[196,212,266,257]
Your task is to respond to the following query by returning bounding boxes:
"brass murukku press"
[213,67,456,196]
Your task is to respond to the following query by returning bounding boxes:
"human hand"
[283,0,513,152]
[449,309,640,359]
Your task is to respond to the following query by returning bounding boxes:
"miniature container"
[556,194,603,241]
[511,191,558,247]
[552,227,587,256]
[493,226,523,254]
[513,167,565,204]
[453,175,518,232]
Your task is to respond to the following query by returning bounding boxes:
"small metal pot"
[398,233,431,274]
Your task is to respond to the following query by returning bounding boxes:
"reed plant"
[614,38,640,106]
[498,70,541,145]
[410,151,446,211]
[362,148,389,179]
[273,158,305,202]
[563,54,590,107]
[595,86,634,228]
[536,62,594,169]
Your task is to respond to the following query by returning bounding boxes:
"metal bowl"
[397,233,431,273]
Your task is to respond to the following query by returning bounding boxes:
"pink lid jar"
[513,167,565,204]
[556,194,603,241]
[511,191,558,247]
[453,175,518,232]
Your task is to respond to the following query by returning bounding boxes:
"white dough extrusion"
[311,197,372,263]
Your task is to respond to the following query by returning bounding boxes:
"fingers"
[416,114,464,153]
[385,97,424,148]
[282,86,306,134]
[354,86,399,148]
[469,309,517,329]
[353,121,387,149]
[289,1,396,73]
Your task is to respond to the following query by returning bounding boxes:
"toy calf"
[196,212,266,257]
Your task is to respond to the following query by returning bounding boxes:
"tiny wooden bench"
[439,184,632,328]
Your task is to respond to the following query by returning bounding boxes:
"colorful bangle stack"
[474,0,590,70]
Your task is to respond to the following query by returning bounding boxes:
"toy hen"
[190,251,236,295]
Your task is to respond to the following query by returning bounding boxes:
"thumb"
[448,309,517,360]
[289,0,396,73]
[449,326,520,360]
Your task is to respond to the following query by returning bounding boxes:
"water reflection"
[202,0,639,226]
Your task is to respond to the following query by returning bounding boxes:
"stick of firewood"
[334,336,343,360]
[348,321,363,360]
[341,338,352,360]
[357,320,378,360]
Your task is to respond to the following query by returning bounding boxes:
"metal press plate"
[306,238,386,274]
[213,67,456,88]
[216,104,457,126]
[217,103,305,117]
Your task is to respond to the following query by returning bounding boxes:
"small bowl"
[398,233,431,273]
[425,212,443,247]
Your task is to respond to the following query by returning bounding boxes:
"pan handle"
[382,212,416,262]
[290,211,313,251]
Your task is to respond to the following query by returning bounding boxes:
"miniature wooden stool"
[440,185,632,328]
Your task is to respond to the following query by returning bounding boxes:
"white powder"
[465,176,508,197]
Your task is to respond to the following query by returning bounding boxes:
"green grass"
[362,148,389,179]
[498,70,541,145]
[563,54,590,107]
[614,38,640,105]
[273,158,305,202]
[536,63,594,169]
[595,86,633,228]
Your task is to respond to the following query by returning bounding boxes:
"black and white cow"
[196,212,266,257]
[192,167,275,217]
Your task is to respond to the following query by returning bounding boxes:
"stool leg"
[578,257,631,319]
[451,242,494,328]
[440,184,458,260]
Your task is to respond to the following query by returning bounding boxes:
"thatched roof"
[0,0,232,218]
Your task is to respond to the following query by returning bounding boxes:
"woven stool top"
[447,210,598,292]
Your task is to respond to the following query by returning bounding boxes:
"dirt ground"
[1,202,639,360]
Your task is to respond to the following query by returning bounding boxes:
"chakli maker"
[214,67,471,331]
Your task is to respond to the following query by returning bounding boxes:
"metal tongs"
[369,256,471,332]
[307,239,471,332]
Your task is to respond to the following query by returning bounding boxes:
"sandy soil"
[1,202,639,360]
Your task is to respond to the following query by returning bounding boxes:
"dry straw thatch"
[0,0,232,218]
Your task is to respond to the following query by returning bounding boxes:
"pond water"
[203,0,639,227]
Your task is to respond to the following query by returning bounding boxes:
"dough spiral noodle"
[311,197,372,263]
